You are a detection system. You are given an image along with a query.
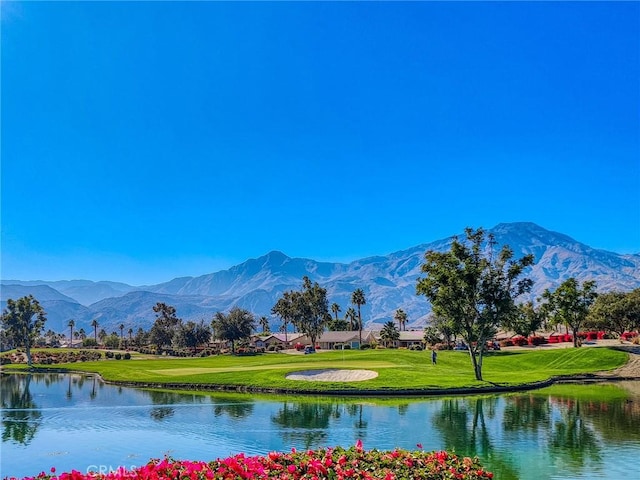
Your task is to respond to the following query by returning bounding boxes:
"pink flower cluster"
[10,443,493,480]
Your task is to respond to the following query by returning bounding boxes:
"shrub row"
[104,351,131,360]
[0,350,102,365]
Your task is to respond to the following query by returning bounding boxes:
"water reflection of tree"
[212,398,254,420]
[503,393,605,476]
[503,395,550,432]
[271,401,344,449]
[90,376,98,400]
[1,374,42,445]
[550,399,601,470]
[41,373,64,387]
[144,390,211,421]
[433,397,520,480]
[345,403,368,442]
[147,390,180,421]
[66,375,73,399]
[580,393,640,442]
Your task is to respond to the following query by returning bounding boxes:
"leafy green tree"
[149,302,182,352]
[429,313,458,347]
[423,326,442,346]
[82,338,98,347]
[174,320,211,352]
[291,277,330,348]
[394,308,408,331]
[1,296,47,367]
[104,333,120,349]
[504,301,544,338]
[351,288,366,347]
[587,290,638,337]
[380,321,400,347]
[541,278,598,348]
[211,307,255,354]
[133,327,148,347]
[627,289,640,332]
[331,303,342,322]
[416,227,534,380]
[67,319,75,347]
[327,318,349,331]
[98,328,107,344]
[91,318,100,343]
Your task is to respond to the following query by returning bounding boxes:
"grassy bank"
[1,347,628,393]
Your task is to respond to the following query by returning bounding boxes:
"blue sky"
[2,1,639,285]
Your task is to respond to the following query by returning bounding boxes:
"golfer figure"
[431,349,437,365]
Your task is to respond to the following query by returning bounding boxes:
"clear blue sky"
[2,1,639,285]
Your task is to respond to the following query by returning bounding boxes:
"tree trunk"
[25,343,33,368]
[468,347,483,381]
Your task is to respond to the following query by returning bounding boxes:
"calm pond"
[1,373,639,479]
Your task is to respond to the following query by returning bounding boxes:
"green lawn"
[1,347,628,393]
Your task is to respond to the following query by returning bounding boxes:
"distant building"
[297,330,378,350]
[397,330,425,348]
[251,333,304,349]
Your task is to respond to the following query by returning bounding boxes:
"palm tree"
[44,329,56,346]
[211,307,256,354]
[67,319,75,347]
[351,289,366,347]
[78,328,86,340]
[331,303,341,322]
[128,328,133,343]
[119,324,125,346]
[380,321,400,348]
[98,329,107,344]
[271,292,295,343]
[259,316,270,333]
[345,307,358,331]
[394,308,408,331]
[91,319,99,343]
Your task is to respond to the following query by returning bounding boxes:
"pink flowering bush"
[7,442,493,480]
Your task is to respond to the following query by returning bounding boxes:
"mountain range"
[2,222,639,335]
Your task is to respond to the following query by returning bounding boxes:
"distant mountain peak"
[3,222,639,333]
[262,250,290,263]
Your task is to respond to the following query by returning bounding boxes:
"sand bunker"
[286,369,378,382]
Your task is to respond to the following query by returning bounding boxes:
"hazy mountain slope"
[85,291,238,333]
[1,280,136,306]
[0,284,91,333]
[0,284,80,304]
[3,222,638,333]
[146,251,346,297]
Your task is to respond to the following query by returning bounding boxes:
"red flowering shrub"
[8,443,492,480]
[527,336,546,346]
